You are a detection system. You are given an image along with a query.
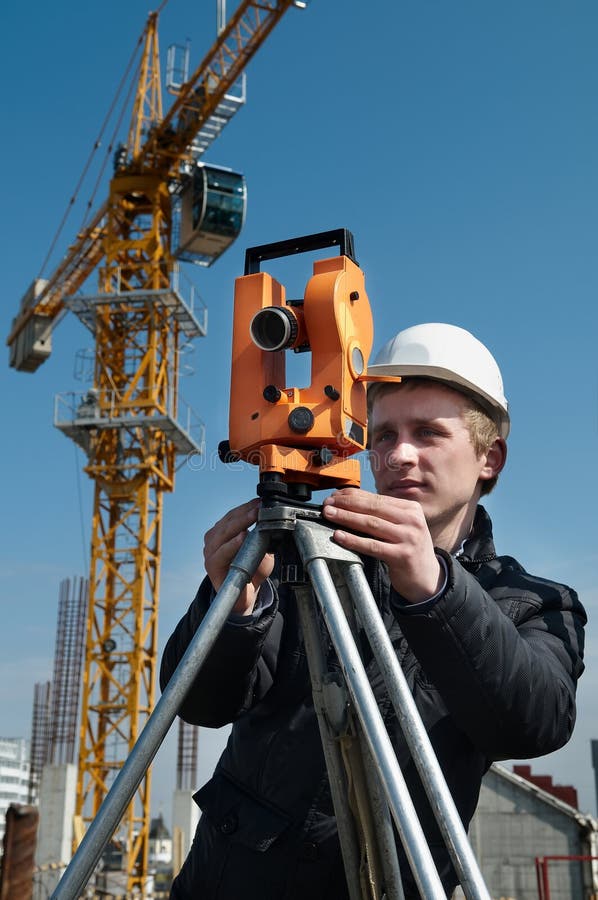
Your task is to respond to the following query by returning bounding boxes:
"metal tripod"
[51,500,491,900]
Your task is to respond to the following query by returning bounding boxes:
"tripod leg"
[329,566,405,900]
[359,740,406,900]
[339,717,404,900]
[297,577,404,900]
[302,555,447,900]
[50,527,271,900]
[294,584,364,900]
[343,563,491,900]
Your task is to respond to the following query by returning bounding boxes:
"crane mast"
[8,2,299,893]
[76,33,177,884]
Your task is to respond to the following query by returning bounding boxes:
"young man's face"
[369,382,495,539]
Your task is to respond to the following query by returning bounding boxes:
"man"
[160,322,586,899]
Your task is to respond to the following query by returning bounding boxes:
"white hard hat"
[367,323,510,438]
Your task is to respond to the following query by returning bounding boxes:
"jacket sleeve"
[392,552,586,760]
[159,576,284,728]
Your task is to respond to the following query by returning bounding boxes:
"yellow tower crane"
[7,2,302,893]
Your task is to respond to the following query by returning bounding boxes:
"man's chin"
[383,484,427,503]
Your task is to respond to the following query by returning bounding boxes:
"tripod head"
[218,229,374,500]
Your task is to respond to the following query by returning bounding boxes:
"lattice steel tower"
[8,4,300,892]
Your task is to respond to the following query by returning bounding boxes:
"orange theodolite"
[218,230,374,502]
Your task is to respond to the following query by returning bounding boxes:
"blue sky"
[1,0,597,826]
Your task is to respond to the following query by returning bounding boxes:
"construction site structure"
[6,2,304,892]
[49,579,88,767]
[0,804,38,900]
[28,685,51,806]
[176,720,198,793]
[28,577,87,806]
[171,719,200,878]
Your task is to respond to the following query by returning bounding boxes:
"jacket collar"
[458,505,497,565]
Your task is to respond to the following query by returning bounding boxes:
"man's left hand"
[321,488,444,604]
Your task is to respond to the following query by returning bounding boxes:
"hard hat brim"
[365,364,510,439]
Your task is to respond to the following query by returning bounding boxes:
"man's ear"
[480,438,507,483]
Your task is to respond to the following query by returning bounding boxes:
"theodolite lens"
[250,307,298,351]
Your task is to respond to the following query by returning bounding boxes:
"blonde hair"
[367,379,500,496]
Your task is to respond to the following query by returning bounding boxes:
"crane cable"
[37,20,150,279]
[79,47,144,232]
[80,2,175,230]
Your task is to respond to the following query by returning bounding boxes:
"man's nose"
[387,439,418,469]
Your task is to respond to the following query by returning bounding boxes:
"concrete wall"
[462,767,591,900]
[33,763,77,900]
[171,789,199,877]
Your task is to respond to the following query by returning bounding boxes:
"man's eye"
[373,431,393,445]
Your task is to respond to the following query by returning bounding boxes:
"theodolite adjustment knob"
[288,407,314,434]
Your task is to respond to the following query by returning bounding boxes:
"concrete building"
[0,738,30,851]
[149,813,172,866]
[454,764,598,900]
[33,763,77,900]
[172,789,199,878]
[149,813,173,897]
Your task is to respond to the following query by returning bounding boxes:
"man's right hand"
[203,499,275,616]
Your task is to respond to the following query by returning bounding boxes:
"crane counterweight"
[9,278,52,371]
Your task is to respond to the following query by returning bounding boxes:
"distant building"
[454,763,598,900]
[0,738,30,851]
[149,813,172,866]
[149,813,173,897]
[512,763,579,809]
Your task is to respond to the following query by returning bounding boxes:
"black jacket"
[160,506,586,899]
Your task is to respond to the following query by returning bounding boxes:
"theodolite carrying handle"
[244,227,357,275]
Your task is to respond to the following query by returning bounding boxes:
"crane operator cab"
[175,163,247,266]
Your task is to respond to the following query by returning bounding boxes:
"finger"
[330,528,398,563]
[252,552,275,586]
[205,500,260,551]
[205,530,248,572]
[323,501,422,540]
[323,487,366,508]
[323,505,391,539]
[324,489,411,522]
[206,536,273,579]
[221,498,261,529]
